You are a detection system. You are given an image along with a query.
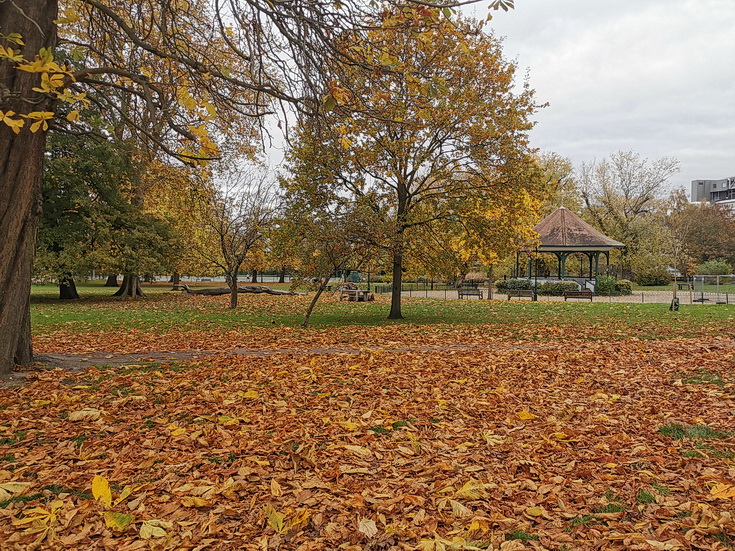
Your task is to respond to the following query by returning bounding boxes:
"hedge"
[495,278,532,292]
[537,281,580,296]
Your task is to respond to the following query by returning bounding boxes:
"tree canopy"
[284,12,544,318]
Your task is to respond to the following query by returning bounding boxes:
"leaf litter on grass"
[2,326,735,549]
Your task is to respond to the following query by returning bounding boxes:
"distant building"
[691,177,735,204]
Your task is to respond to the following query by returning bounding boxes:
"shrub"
[615,279,633,295]
[537,281,579,296]
[695,258,732,276]
[635,268,673,286]
[496,278,531,292]
[594,274,617,295]
[595,275,632,296]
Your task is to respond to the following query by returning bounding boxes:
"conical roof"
[534,207,624,249]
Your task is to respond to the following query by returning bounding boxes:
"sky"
[474,0,735,195]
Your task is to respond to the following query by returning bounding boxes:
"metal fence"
[369,281,734,305]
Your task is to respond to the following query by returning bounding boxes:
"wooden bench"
[458,288,483,299]
[563,289,593,301]
[506,289,534,300]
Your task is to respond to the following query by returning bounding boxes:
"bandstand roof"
[534,207,624,252]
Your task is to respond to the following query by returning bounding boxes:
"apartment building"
[691,177,735,204]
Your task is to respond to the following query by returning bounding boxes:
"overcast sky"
[475,0,735,194]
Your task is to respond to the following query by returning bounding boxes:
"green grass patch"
[31,282,735,338]
[506,530,539,542]
[651,482,671,495]
[658,423,731,441]
[43,484,92,500]
[682,370,725,386]
[565,515,602,531]
[636,490,656,504]
[0,493,44,509]
[592,503,626,514]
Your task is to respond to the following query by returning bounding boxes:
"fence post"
[641,292,644,304]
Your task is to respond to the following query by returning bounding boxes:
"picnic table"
[339,289,373,302]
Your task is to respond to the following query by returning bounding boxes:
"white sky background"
[474,0,735,193]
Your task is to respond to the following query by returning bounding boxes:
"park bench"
[506,289,534,300]
[563,288,593,301]
[457,287,483,299]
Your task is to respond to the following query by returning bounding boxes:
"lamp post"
[533,247,539,301]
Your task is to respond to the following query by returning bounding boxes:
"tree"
[196,167,277,309]
[285,13,542,319]
[36,133,139,299]
[0,0,515,374]
[279,172,379,327]
[665,190,735,269]
[537,152,581,215]
[579,151,680,278]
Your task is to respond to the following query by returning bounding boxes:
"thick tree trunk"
[250,269,258,283]
[388,247,404,319]
[103,274,119,287]
[113,273,146,298]
[59,274,80,300]
[0,0,57,376]
[388,191,407,320]
[278,267,286,284]
[171,272,182,290]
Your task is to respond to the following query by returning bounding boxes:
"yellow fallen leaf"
[238,390,259,399]
[517,410,537,420]
[710,482,735,500]
[338,420,360,431]
[32,399,51,408]
[343,445,372,459]
[92,475,112,507]
[103,511,134,531]
[525,506,543,517]
[270,479,283,497]
[450,499,472,518]
[139,519,171,539]
[181,496,211,508]
[0,482,32,501]
[69,408,101,421]
[264,504,286,534]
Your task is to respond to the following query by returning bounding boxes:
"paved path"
[3,343,545,387]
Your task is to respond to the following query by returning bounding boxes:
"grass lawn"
[0,282,733,549]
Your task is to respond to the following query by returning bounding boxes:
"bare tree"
[197,167,278,308]
[579,151,679,278]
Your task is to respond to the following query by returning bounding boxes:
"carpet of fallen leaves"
[3,296,735,550]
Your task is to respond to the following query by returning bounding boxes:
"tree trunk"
[226,273,238,309]
[0,0,57,376]
[388,189,407,320]
[113,273,146,298]
[171,272,182,290]
[301,276,330,328]
[59,274,80,300]
[388,247,404,319]
[278,267,286,284]
[103,273,119,286]
[251,269,258,283]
